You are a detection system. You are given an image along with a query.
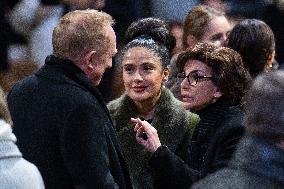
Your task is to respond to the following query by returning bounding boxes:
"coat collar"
[36,55,109,115]
[0,119,21,159]
[232,135,284,183]
[189,99,240,170]
[195,98,233,121]
[0,119,16,142]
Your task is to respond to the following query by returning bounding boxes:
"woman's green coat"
[108,88,199,189]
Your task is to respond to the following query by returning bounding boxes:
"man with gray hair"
[8,9,131,189]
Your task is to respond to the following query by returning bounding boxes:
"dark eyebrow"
[210,33,223,40]
[123,63,133,67]
[142,62,156,66]
[189,70,199,74]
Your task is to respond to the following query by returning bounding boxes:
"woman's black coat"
[149,100,244,189]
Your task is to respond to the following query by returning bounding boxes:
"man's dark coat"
[8,55,132,189]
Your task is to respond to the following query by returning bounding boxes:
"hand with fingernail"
[131,117,161,153]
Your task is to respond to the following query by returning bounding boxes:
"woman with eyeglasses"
[132,42,251,189]
[166,5,232,100]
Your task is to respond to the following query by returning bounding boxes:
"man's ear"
[85,50,97,64]
[77,50,97,72]
[186,35,197,48]
[162,67,170,82]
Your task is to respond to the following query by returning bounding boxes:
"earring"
[163,77,169,82]
[213,94,219,98]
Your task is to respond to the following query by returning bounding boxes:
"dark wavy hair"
[244,70,284,141]
[226,19,275,77]
[176,43,251,105]
[120,17,176,69]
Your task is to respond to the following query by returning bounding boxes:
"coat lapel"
[37,55,110,117]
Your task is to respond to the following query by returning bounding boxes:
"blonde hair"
[52,9,114,61]
[183,5,225,49]
[0,88,12,125]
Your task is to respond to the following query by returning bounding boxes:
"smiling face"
[201,15,231,47]
[180,59,222,111]
[122,47,169,103]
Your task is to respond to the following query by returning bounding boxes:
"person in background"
[107,17,199,189]
[166,5,231,100]
[183,5,231,49]
[133,43,251,189]
[8,10,131,189]
[150,0,198,24]
[9,0,106,67]
[0,58,38,94]
[165,21,184,97]
[169,21,184,56]
[226,19,276,78]
[0,0,24,70]
[199,1,284,69]
[0,87,45,189]
[192,70,284,189]
[201,0,227,12]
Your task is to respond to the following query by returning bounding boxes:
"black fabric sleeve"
[60,104,119,189]
[149,146,199,189]
[149,127,244,189]
[204,125,244,175]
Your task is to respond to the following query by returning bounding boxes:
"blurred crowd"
[1,0,284,94]
[0,1,284,189]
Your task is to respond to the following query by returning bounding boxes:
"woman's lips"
[181,95,193,102]
[132,86,147,92]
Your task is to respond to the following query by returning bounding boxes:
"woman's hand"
[131,118,161,153]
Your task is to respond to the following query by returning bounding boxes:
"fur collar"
[108,88,198,189]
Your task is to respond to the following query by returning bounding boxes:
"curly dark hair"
[120,17,176,69]
[226,19,275,77]
[176,43,251,105]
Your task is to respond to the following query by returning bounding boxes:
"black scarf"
[188,99,233,171]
